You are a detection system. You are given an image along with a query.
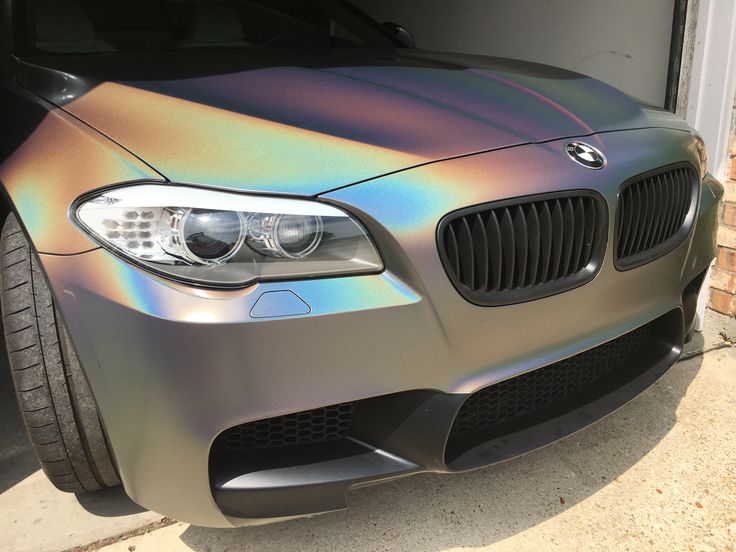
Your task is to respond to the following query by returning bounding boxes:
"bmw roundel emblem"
[565,141,607,170]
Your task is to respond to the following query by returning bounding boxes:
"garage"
[356,0,680,109]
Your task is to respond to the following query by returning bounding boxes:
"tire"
[0,213,120,493]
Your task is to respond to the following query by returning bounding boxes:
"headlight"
[74,184,383,287]
[692,132,708,180]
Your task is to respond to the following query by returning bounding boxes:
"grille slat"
[513,207,529,287]
[449,320,653,439]
[571,198,585,272]
[670,171,682,237]
[487,212,503,292]
[438,192,606,306]
[500,208,516,290]
[675,170,690,230]
[527,204,541,286]
[665,174,678,239]
[538,202,553,284]
[660,172,677,239]
[549,200,565,280]
[615,165,697,269]
[559,199,576,277]
[458,218,475,290]
[632,181,647,255]
[651,175,667,247]
[471,214,489,291]
[632,183,645,256]
[659,174,675,243]
[620,187,633,258]
[641,179,652,251]
[581,198,597,271]
[659,174,671,240]
[444,224,460,278]
[640,178,653,251]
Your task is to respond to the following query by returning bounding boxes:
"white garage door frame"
[684,0,736,181]
[683,0,736,329]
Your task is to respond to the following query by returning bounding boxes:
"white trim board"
[685,0,736,181]
[686,0,736,328]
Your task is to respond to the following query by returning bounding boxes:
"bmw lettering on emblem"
[565,141,607,169]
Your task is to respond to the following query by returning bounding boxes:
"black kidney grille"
[450,320,652,438]
[212,403,354,453]
[439,193,605,306]
[616,165,697,269]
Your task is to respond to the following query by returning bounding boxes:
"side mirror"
[382,22,415,48]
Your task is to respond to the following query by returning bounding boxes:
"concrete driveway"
[1,318,735,552]
[0,341,162,552]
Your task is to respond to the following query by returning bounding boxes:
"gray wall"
[355,0,676,107]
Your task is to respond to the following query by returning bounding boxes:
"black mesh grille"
[616,165,698,269]
[438,192,606,306]
[212,403,354,453]
[450,321,653,438]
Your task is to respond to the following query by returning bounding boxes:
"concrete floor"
[1,313,735,552]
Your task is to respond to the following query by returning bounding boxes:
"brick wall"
[710,123,736,315]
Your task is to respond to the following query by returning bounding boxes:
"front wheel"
[1,213,120,492]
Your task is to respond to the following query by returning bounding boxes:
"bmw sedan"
[0,0,722,527]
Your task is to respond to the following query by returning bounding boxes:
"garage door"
[355,0,677,108]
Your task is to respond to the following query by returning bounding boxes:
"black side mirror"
[382,22,415,48]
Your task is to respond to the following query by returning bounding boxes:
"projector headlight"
[74,184,383,287]
[692,132,708,180]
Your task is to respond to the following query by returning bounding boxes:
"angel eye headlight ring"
[178,209,246,265]
[245,213,324,259]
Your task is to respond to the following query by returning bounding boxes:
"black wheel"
[0,213,120,492]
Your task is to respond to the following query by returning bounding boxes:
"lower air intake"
[212,403,354,453]
[446,319,656,461]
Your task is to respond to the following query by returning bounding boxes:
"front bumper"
[39,129,721,527]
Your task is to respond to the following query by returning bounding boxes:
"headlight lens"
[182,209,245,263]
[245,213,324,259]
[75,184,383,287]
[692,133,708,180]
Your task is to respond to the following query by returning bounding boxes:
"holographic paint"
[0,9,720,529]
[0,109,162,253]
[17,49,688,201]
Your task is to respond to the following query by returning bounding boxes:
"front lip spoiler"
[215,441,420,521]
[212,309,683,523]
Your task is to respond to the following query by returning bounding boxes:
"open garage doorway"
[354,0,685,110]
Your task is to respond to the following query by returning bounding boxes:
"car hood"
[17,49,689,196]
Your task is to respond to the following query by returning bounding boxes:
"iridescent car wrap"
[0,0,722,528]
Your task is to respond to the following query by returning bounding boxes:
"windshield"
[20,0,400,55]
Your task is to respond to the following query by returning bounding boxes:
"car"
[0,0,723,528]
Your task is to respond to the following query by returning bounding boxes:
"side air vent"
[615,164,699,270]
[438,191,607,306]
